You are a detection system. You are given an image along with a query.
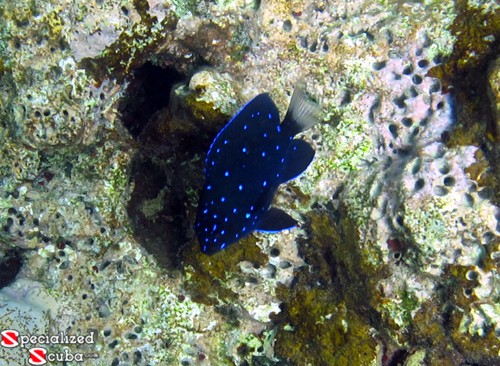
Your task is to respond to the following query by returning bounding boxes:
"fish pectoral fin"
[255,207,297,233]
[280,139,315,183]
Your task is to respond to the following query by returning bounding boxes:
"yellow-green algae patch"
[273,211,380,365]
[427,0,500,205]
[181,234,268,306]
[78,0,179,82]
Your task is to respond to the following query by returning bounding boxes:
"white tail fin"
[282,84,323,136]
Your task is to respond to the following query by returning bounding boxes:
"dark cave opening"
[118,62,184,138]
[119,62,215,269]
[0,249,23,289]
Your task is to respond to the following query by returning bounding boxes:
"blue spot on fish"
[195,85,323,254]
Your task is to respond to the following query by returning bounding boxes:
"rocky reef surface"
[1,0,499,365]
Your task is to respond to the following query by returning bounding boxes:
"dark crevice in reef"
[121,62,215,269]
[0,249,23,289]
[119,62,184,138]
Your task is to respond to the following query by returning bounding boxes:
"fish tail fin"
[282,84,323,136]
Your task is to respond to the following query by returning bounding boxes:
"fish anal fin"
[255,207,297,232]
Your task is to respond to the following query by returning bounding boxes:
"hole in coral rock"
[0,249,23,289]
[123,63,215,269]
[119,62,184,138]
[414,178,425,191]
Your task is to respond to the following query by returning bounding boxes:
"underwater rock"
[1,0,499,364]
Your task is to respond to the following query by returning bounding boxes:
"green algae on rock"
[272,212,381,365]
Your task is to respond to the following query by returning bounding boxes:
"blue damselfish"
[195,85,323,255]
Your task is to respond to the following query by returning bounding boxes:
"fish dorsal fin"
[280,139,315,183]
[255,207,297,232]
[281,85,323,136]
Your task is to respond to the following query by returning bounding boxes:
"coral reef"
[1,0,499,365]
